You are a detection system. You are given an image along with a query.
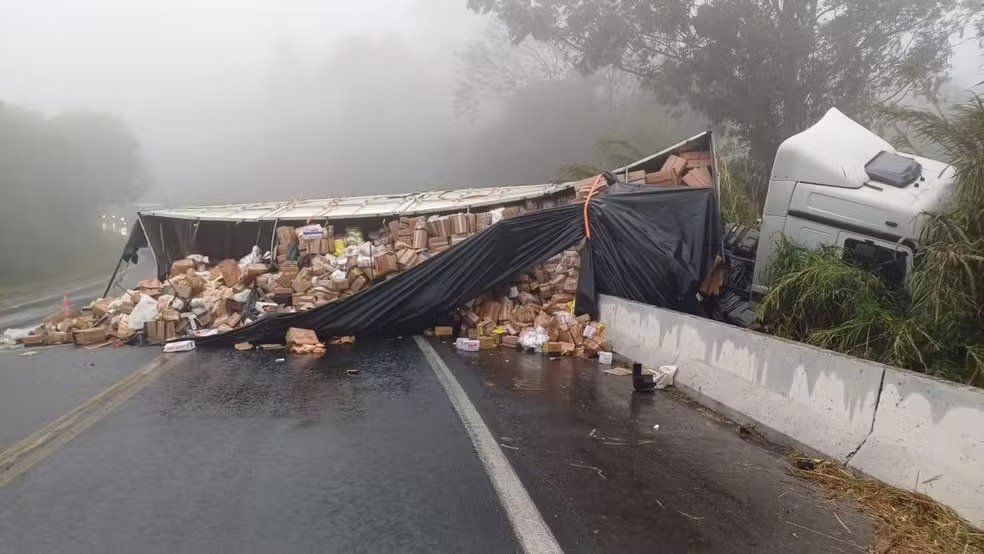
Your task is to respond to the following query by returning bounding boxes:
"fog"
[0,0,692,207]
[1,0,980,286]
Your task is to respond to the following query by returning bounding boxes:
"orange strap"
[582,174,603,239]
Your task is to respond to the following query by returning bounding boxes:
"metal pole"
[101,256,124,298]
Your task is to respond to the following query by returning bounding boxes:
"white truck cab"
[750,108,956,298]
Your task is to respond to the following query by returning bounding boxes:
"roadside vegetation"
[758,96,984,387]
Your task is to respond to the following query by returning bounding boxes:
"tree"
[0,102,148,284]
[468,0,977,166]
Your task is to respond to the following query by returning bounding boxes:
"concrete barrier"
[598,295,883,462]
[599,294,984,528]
[847,367,984,527]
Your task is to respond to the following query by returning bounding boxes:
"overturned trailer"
[97,133,722,347]
[117,183,577,285]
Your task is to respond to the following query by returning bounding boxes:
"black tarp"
[195,186,721,346]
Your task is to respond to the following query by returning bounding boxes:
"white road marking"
[414,336,563,554]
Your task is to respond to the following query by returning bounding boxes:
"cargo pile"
[446,248,611,358]
[14,200,566,349]
[575,150,714,199]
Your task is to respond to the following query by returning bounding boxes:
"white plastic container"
[598,351,613,365]
[455,338,481,352]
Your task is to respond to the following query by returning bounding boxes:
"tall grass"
[760,96,984,386]
[718,158,761,228]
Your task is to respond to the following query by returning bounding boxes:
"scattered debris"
[259,344,285,351]
[234,342,253,351]
[499,443,520,450]
[345,369,360,375]
[570,462,607,480]
[678,511,705,521]
[19,351,39,357]
[603,367,633,376]
[649,365,678,389]
[162,340,196,353]
[653,424,660,431]
[274,358,285,363]
[789,454,984,554]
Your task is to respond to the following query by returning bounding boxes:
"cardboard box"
[215,259,241,286]
[434,326,454,337]
[170,259,195,278]
[92,298,112,320]
[44,331,71,345]
[478,336,497,350]
[286,327,320,347]
[543,341,563,353]
[682,167,713,188]
[412,229,428,250]
[373,251,399,277]
[74,327,108,346]
[292,274,312,294]
[244,263,269,283]
[455,338,480,352]
[276,225,297,245]
[679,150,713,168]
[22,334,45,346]
[625,169,647,183]
[645,170,676,185]
[500,335,520,348]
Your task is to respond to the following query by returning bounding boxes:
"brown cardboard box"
[450,233,468,246]
[22,334,45,346]
[543,341,563,353]
[286,327,319,346]
[226,313,242,328]
[292,294,316,308]
[170,259,195,278]
[74,327,108,346]
[625,169,647,183]
[559,342,576,355]
[170,274,194,299]
[500,335,520,348]
[280,262,299,276]
[92,299,112,320]
[682,167,713,188]
[412,229,428,250]
[562,278,579,293]
[349,275,368,292]
[215,259,241,286]
[292,274,312,294]
[478,336,497,350]
[396,248,418,268]
[373,251,399,277]
[645,170,676,185]
[679,150,713,168]
[44,331,71,345]
[434,326,454,337]
[427,236,449,250]
[244,264,269,283]
[276,226,297,245]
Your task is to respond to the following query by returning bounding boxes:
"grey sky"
[1,0,980,206]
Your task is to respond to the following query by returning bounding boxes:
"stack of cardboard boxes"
[449,247,610,359]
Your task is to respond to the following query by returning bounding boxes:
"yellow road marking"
[0,355,176,488]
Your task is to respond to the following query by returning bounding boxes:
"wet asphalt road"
[0,337,873,553]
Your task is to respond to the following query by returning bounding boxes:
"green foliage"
[470,0,977,166]
[718,158,760,228]
[760,96,984,386]
[0,101,147,285]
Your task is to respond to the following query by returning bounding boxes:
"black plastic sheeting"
[196,186,720,346]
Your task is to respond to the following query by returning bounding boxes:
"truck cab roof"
[771,108,956,239]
